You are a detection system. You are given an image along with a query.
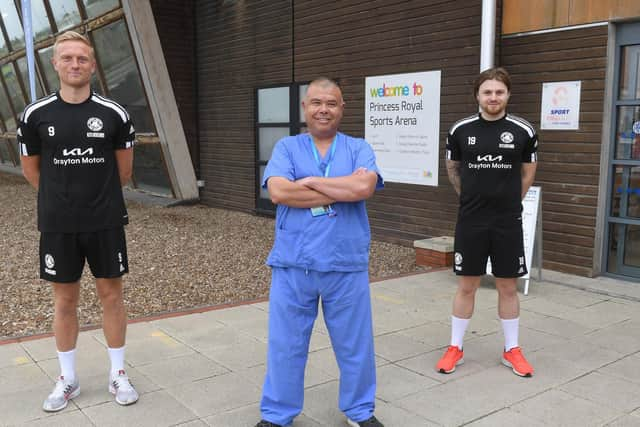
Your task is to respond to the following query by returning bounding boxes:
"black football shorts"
[39,227,129,283]
[453,215,527,278]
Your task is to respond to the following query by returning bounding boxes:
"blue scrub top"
[262,132,384,272]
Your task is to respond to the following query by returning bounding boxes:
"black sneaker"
[255,421,283,427]
[347,415,384,427]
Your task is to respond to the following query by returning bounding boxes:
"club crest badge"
[87,117,103,132]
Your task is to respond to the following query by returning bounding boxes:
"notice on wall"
[540,81,581,130]
[365,71,441,186]
[487,186,541,280]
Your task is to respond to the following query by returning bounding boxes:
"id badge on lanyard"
[310,135,337,218]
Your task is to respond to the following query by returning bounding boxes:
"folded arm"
[297,168,378,202]
[521,162,537,199]
[267,176,335,208]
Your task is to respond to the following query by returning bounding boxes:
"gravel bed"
[0,171,425,340]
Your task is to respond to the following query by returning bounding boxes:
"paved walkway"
[2,269,640,426]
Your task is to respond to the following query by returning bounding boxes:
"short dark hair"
[473,67,511,96]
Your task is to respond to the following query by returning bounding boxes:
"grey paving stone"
[119,332,196,367]
[521,309,596,338]
[136,352,229,388]
[372,400,439,427]
[173,419,208,427]
[510,389,622,426]
[538,337,625,372]
[83,390,197,427]
[397,320,465,351]
[237,359,335,391]
[554,300,637,330]
[606,414,640,427]
[375,363,440,401]
[0,343,34,369]
[202,403,323,427]
[465,408,546,427]
[0,363,52,391]
[560,372,640,413]
[198,334,267,371]
[37,347,110,379]
[599,353,640,386]
[583,319,640,355]
[17,409,93,427]
[374,331,434,362]
[297,381,349,426]
[167,372,261,418]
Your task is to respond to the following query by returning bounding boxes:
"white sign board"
[487,186,541,280]
[540,81,581,130]
[365,71,441,186]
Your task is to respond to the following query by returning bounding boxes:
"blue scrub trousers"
[260,267,376,426]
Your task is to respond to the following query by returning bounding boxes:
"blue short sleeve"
[262,137,295,188]
[356,139,384,190]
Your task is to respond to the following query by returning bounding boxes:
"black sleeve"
[521,132,538,163]
[114,118,135,150]
[446,131,461,161]
[17,112,42,156]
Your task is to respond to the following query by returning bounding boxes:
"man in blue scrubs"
[256,77,384,427]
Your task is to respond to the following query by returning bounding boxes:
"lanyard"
[310,134,338,177]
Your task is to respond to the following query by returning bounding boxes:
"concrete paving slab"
[0,385,78,425]
[0,343,34,369]
[82,390,197,427]
[598,353,640,385]
[560,371,640,412]
[198,334,267,371]
[553,300,637,330]
[18,409,94,426]
[582,319,640,355]
[465,408,546,426]
[374,331,434,362]
[538,337,626,372]
[121,332,196,367]
[510,389,622,426]
[175,419,208,427]
[396,320,464,350]
[167,372,261,418]
[237,360,335,391]
[521,309,597,338]
[372,400,439,427]
[135,352,230,388]
[607,414,640,427]
[0,363,52,392]
[37,348,110,379]
[375,363,440,401]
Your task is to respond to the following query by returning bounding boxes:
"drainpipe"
[480,0,497,72]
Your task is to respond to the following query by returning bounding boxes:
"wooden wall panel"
[503,0,640,35]
[150,0,198,174]
[195,0,293,211]
[501,25,608,276]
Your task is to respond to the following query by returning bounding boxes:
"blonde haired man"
[19,31,138,411]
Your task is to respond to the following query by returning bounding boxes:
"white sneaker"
[42,376,80,412]
[109,370,139,405]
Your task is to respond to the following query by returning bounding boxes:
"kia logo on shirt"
[477,154,502,162]
[63,147,94,156]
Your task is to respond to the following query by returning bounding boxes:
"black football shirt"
[446,113,538,220]
[18,91,135,232]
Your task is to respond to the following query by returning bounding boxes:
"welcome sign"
[365,71,441,186]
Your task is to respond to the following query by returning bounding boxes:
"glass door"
[606,22,640,277]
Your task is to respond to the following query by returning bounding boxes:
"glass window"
[82,0,119,19]
[17,56,44,100]
[132,143,172,195]
[258,87,289,123]
[0,0,24,50]
[49,0,81,31]
[619,45,640,100]
[38,46,58,92]
[0,82,13,130]
[31,0,52,41]
[611,165,640,218]
[299,84,308,123]
[92,20,154,132]
[2,63,25,130]
[259,165,268,199]
[614,106,640,160]
[259,127,288,161]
